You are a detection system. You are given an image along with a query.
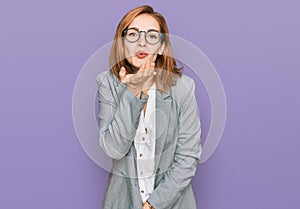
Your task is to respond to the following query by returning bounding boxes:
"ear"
[158,42,166,55]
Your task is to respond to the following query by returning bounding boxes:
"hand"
[119,61,156,98]
[142,201,154,209]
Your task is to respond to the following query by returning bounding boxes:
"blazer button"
[156,167,160,174]
[141,190,144,193]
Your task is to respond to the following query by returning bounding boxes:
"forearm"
[98,81,147,159]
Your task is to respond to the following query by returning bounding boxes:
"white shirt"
[133,83,156,203]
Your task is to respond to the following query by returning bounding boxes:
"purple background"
[1,0,299,209]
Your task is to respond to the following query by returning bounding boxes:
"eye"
[147,31,160,40]
[128,32,137,37]
[149,34,158,39]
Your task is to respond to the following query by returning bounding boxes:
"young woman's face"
[123,14,165,68]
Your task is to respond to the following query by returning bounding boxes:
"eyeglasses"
[123,28,163,45]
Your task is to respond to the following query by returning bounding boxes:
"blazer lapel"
[154,90,172,172]
[131,87,172,177]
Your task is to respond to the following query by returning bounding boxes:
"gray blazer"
[97,70,202,209]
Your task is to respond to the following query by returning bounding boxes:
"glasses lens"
[146,31,160,44]
[125,29,139,42]
[124,29,161,44]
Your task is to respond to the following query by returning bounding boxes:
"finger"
[150,62,155,70]
[120,74,133,84]
[143,63,150,77]
[139,62,146,71]
[119,66,126,79]
[145,60,151,70]
[145,62,156,77]
[136,63,146,80]
[120,67,131,83]
[150,62,156,75]
[144,69,150,77]
[136,70,144,80]
[143,61,151,77]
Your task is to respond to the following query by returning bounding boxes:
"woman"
[97,5,202,209]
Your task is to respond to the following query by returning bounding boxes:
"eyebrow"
[127,27,159,32]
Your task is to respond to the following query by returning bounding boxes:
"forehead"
[128,14,160,31]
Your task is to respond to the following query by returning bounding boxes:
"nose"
[137,32,147,47]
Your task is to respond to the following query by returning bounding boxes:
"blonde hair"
[110,5,182,92]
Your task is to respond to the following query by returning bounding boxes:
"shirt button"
[145,128,148,134]
[141,171,143,175]
[141,190,144,193]
[139,153,143,157]
[142,137,145,141]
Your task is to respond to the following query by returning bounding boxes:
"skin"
[119,14,164,209]
[123,13,165,68]
[120,14,165,100]
[143,201,153,209]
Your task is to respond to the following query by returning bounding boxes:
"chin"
[131,56,156,68]
[132,59,146,68]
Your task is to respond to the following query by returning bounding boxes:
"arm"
[97,72,147,160]
[147,79,202,209]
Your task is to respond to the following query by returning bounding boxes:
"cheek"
[148,45,161,54]
[124,44,134,65]
[148,53,158,62]
[147,46,160,61]
[124,43,135,58]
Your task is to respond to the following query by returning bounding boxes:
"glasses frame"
[122,28,164,45]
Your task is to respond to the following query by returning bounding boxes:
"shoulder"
[97,69,124,89]
[170,74,196,101]
[96,69,115,84]
[175,74,195,88]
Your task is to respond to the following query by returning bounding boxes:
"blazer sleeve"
[97,72,148,160]
[147,79,202,209]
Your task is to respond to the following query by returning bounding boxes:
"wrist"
[135,91,149,100]
[146,201,154,209]
[135,92,141,99]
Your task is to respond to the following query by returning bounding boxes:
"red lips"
[136,51,148,59]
